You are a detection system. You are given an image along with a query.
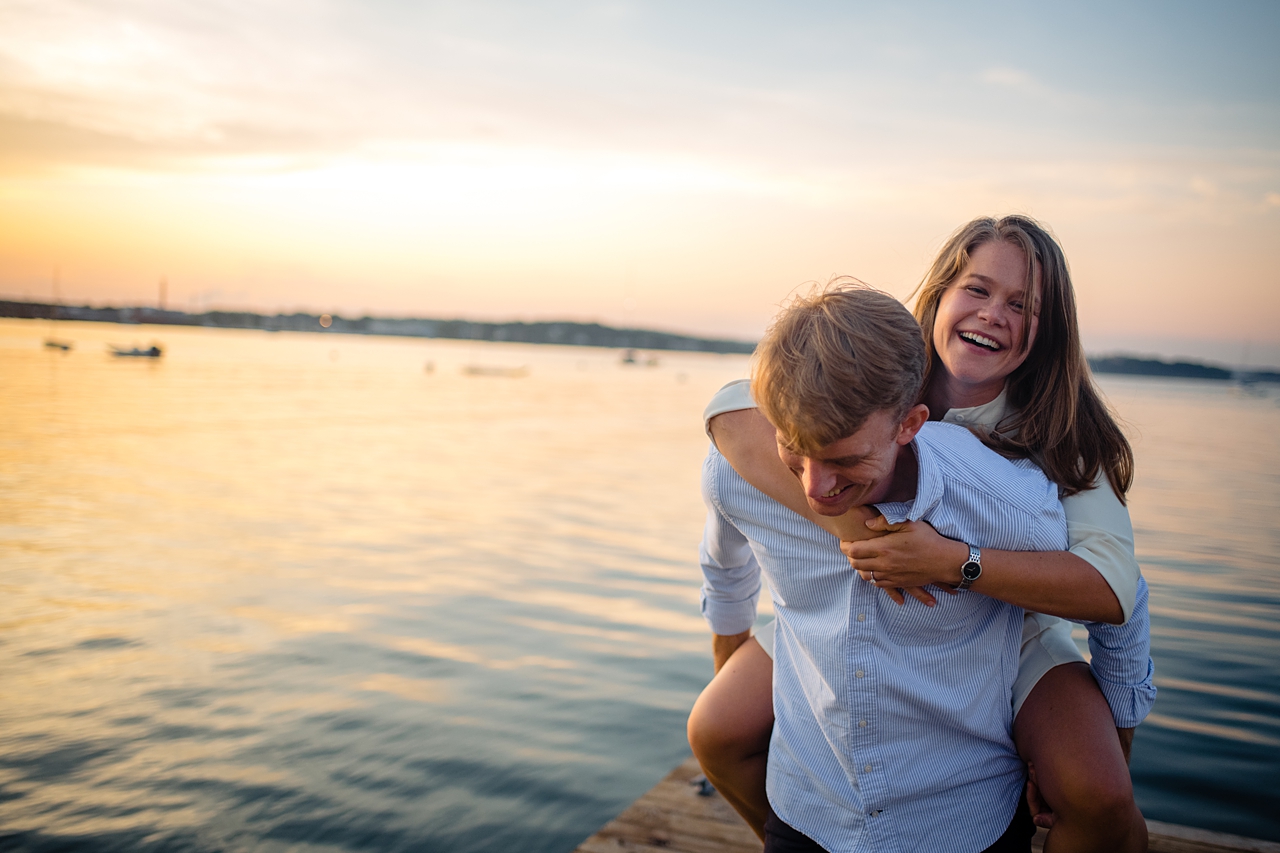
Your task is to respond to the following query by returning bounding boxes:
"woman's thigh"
[688,636,774,756]
[1013,662,1132,812]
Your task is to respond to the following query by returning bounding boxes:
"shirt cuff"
[700,589,759,636]
[703,379,756,441]
[1092,657,1157,729]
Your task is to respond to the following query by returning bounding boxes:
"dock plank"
[573,757,1280,853]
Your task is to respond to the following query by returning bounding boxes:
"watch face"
[961,560,982,581]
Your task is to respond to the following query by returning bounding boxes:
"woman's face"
[931,240,1041,407]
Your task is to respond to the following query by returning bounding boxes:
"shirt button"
[858,720,867,728]
[855,670,864,678]
[864,764,872,773]
[857,613,865,621]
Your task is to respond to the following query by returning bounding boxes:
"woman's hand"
[840,517,970,605]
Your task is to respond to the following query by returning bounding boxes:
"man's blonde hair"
[753,280,926,455]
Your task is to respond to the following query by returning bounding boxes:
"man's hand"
[712,631,752,674]
[1024,762,1056,829]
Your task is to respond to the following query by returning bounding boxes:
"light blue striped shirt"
[699,422,1068,853]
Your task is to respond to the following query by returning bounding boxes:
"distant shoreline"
[4,298,1277,382]
[0,299,754,355]
[1087,355,1279,384]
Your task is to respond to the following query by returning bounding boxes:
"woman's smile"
[958,330,1002,351]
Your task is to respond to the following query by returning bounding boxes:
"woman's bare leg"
[687,637,775,841]
[1013,662,1148,852]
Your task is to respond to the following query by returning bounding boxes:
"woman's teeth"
[959,331,1000,351]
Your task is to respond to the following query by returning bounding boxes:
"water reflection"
[1,322,1278,847]
[1104,377,1280,840]
[1,320,733,852]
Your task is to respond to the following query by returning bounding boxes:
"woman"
[688,215,1154,852]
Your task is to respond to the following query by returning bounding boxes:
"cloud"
[1190,176,1217,196]
[0,0,1277,350]
[980,65,1041,93]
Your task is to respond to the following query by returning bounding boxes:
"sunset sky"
[1,0,1277,364]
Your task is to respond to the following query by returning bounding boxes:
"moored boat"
[109,344,163,358]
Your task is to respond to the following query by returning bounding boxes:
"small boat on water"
[620,349,660,367]
[462,365,527,378]
[43,270,74,352]
[109,344,163,358]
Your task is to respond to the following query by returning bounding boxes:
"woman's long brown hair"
[912,215,1135,501]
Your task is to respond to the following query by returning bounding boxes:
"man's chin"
[807,497,857,517]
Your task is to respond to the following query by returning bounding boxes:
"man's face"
[776,407,923,517]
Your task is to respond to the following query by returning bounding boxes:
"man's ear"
[895,404,930,446]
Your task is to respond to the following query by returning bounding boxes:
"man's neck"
[881,442,919,504]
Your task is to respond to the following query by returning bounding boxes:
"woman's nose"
[977,301,1008,326]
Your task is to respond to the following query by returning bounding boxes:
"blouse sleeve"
[1061,473,1141,624]
[702,379,757,444]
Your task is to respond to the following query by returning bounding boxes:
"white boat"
[462,365,527,378]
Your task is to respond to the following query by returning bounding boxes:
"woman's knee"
[687,689,732,759]
[1015,663,1137,823]
[1050,756,1135,823]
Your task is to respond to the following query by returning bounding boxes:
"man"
[698,286,1069,852]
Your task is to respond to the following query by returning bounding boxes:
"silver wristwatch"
[955,544,982,590]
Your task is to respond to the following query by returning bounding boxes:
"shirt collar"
[875,428,944,523]
[940,388,1010,431]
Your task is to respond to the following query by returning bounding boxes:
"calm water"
[1,320,1277,850]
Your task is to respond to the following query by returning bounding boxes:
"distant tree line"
[5,298,1277,381]
[1086,355,1280,384]
[0,299,756,354]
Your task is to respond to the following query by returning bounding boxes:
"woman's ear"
[895,404,930,445]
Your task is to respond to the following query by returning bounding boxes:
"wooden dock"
[573,757,1280,853]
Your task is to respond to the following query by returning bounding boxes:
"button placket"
[850,580,890,833]
[848,581,882,826]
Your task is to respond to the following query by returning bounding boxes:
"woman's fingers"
[903,586,936,607]
[842,520,960,590]
[863,514,910,532]
[855,570,937,609]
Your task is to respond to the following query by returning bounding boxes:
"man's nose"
[800,461,838,497]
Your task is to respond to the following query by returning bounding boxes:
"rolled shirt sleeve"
[702,379,755,445]
[1080,576,1158,728]
[699,448,762,636]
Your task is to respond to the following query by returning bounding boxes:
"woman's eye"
[1010,301,1024,312]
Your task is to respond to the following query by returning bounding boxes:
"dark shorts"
[763,797,1035,853]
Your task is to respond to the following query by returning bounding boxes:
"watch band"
[956,544,982,590]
